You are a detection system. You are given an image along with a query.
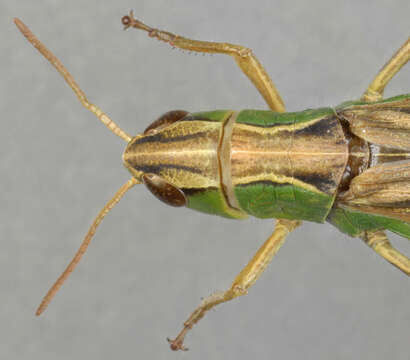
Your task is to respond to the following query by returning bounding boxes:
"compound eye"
[144,110,189,134]
[142,173,187,207]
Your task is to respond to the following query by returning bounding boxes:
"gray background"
[2,1,409,359]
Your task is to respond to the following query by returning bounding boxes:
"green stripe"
[185,188,246,219]
[234,182,333,223]
[336,93,410,110]
[235,108,335,127]
[327,207,410,239]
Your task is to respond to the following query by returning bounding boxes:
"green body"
[123,94,410,240]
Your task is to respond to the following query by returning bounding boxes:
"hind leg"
[362,230,410,275]
[361,37,410,102]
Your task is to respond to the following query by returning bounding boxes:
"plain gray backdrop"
[2,1,409,359]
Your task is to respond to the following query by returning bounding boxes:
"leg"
[14,18,131,143]
[362,230,410,276]
[167,219,301,351]
[36,177,140,316]
[122,11,285,112]
[361,37,410,102]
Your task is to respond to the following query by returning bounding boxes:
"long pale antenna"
[14,18,132,143]
[36,177,140,316]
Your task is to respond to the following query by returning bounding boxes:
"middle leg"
[167,219,301,351]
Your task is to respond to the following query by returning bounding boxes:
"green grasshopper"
[15,12,409,351]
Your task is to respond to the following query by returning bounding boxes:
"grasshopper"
[15,12,409,351]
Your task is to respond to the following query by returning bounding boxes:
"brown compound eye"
[144,110,189,134]
[142,173,187,207]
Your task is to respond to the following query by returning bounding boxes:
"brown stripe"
[293,117,339,137]
[133,163,203,175]
[132,129,208,145]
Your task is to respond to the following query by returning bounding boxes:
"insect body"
[15,13,410,351]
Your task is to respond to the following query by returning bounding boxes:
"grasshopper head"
[123,110,190,207]
[122,110,246,219]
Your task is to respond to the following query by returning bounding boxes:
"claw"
[120,10,177,45]
[121,10,153,32]
[167,337,188,351]
[166,325,190,351]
